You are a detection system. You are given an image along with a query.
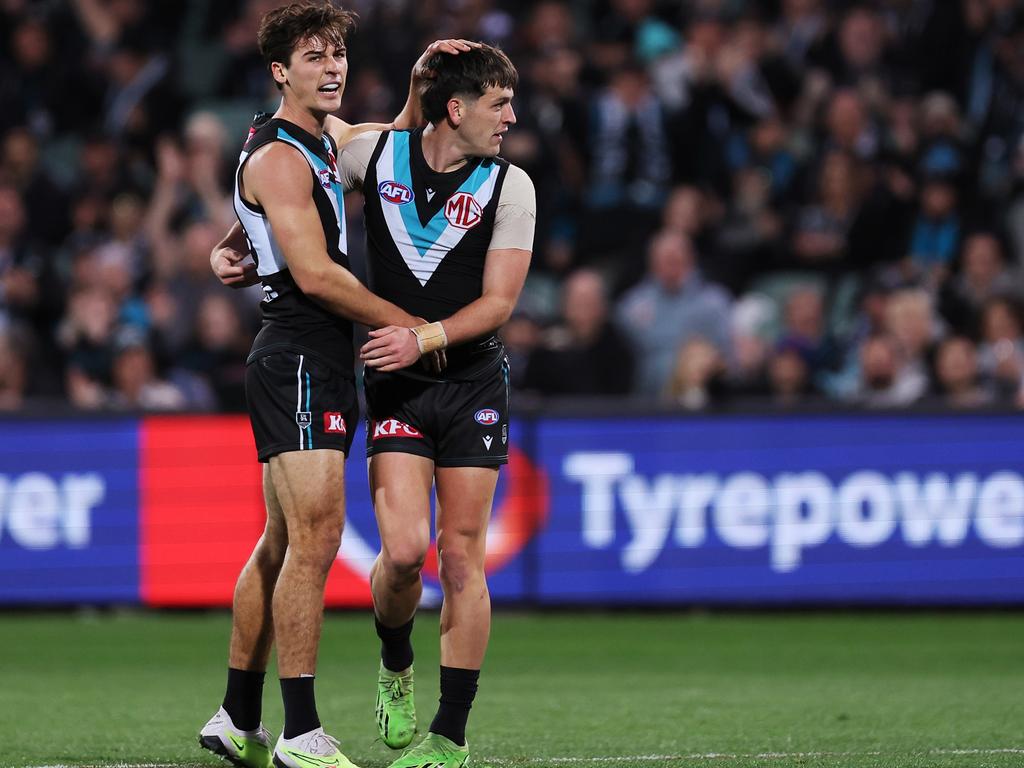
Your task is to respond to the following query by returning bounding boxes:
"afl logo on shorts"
[378,180,413,205]
[474,408,499,425]
[445,192,482,229]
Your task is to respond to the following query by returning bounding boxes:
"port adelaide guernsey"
[343,127,536,380]
[233,116,356,376]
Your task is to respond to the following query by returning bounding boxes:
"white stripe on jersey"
[233,130,347,278]
[376,132,501,287]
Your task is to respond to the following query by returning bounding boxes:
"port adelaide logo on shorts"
[295,411,312,426]
[378,180,414,205]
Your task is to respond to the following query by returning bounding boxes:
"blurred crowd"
[1,0,1023,413]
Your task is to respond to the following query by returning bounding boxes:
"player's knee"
[383,542,428,581]
[437,545,483,595]
[258,526,288,564]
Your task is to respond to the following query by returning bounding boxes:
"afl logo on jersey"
[318,168,334,189]
[445,192,483,230]
[378,180,414,205]
[474,408,499,425]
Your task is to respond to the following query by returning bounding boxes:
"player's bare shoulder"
[242,141,313,204]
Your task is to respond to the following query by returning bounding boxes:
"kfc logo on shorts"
[378,180,413,205]
[372,418,423,439]
[444,192,482,230]
[474,408,499,425]
[318,168,334,189]
[295,411,312,427]
[324,412,347,434]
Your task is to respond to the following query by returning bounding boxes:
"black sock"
[429,666,479,746]
[280,676,321,739]
[375,616,415,672]
[222,668,265,731]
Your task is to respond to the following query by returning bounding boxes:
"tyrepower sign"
[537,414,1024,604]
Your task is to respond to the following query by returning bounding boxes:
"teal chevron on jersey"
[391,131,496,258]
[376,130,502,286]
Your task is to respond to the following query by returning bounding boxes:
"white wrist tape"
[411,322,448,354]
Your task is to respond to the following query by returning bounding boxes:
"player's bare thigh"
[268,449,347,545]
[369,452,434,566]
[434,466,499,554]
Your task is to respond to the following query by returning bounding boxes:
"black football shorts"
[364,356,510,467]
[246,350,358,462]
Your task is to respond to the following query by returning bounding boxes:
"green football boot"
[386,733,469,768]
[376,662,417,749]
[198,706,273,768]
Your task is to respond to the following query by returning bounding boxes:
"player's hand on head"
[412,39,481,85]
[360,326,423,372]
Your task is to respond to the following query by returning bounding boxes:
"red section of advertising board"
[139,416,371,607]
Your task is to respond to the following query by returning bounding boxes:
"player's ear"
[271,60,288,88]
[446,97,463,126]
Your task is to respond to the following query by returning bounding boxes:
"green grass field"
[0,611,1021,768]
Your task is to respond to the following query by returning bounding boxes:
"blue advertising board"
[0,420,140,603]
[535,414,1024,604]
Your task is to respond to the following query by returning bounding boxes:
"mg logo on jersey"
[444,192,482,230]
[378,180,414,205]
[324,412,347,434]
[372,419,423,439]
[474,408,499,425]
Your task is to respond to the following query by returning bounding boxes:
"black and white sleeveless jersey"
[234,117,355,376]
[360,128,513,379]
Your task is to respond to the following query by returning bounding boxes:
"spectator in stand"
[177,293,249,412]
[617,230,731,396]
[905,173,961,291]
[714,165,783,294]
[1,127,70,247]
[854,332,922,408]
[0,14,102,136]
[766,341,817,408]
[580,61,671,278]
[109,325,186,411]
[524,269,633,397]
[665,336,726,410]
[788,150,867,271]
[822,89,880,162]
[0,326,29,411]
[928,335,991,408]
[882,287,940,402]
[940,232,1018,334]
[776,285,840,380]
[0,183,62,356]
[977,295,1024,401]
[58,285,117,409]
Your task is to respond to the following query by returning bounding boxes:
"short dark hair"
[258,1,355,89]
[420,44,518,124]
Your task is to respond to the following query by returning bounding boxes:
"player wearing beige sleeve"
[353,45,534,768]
